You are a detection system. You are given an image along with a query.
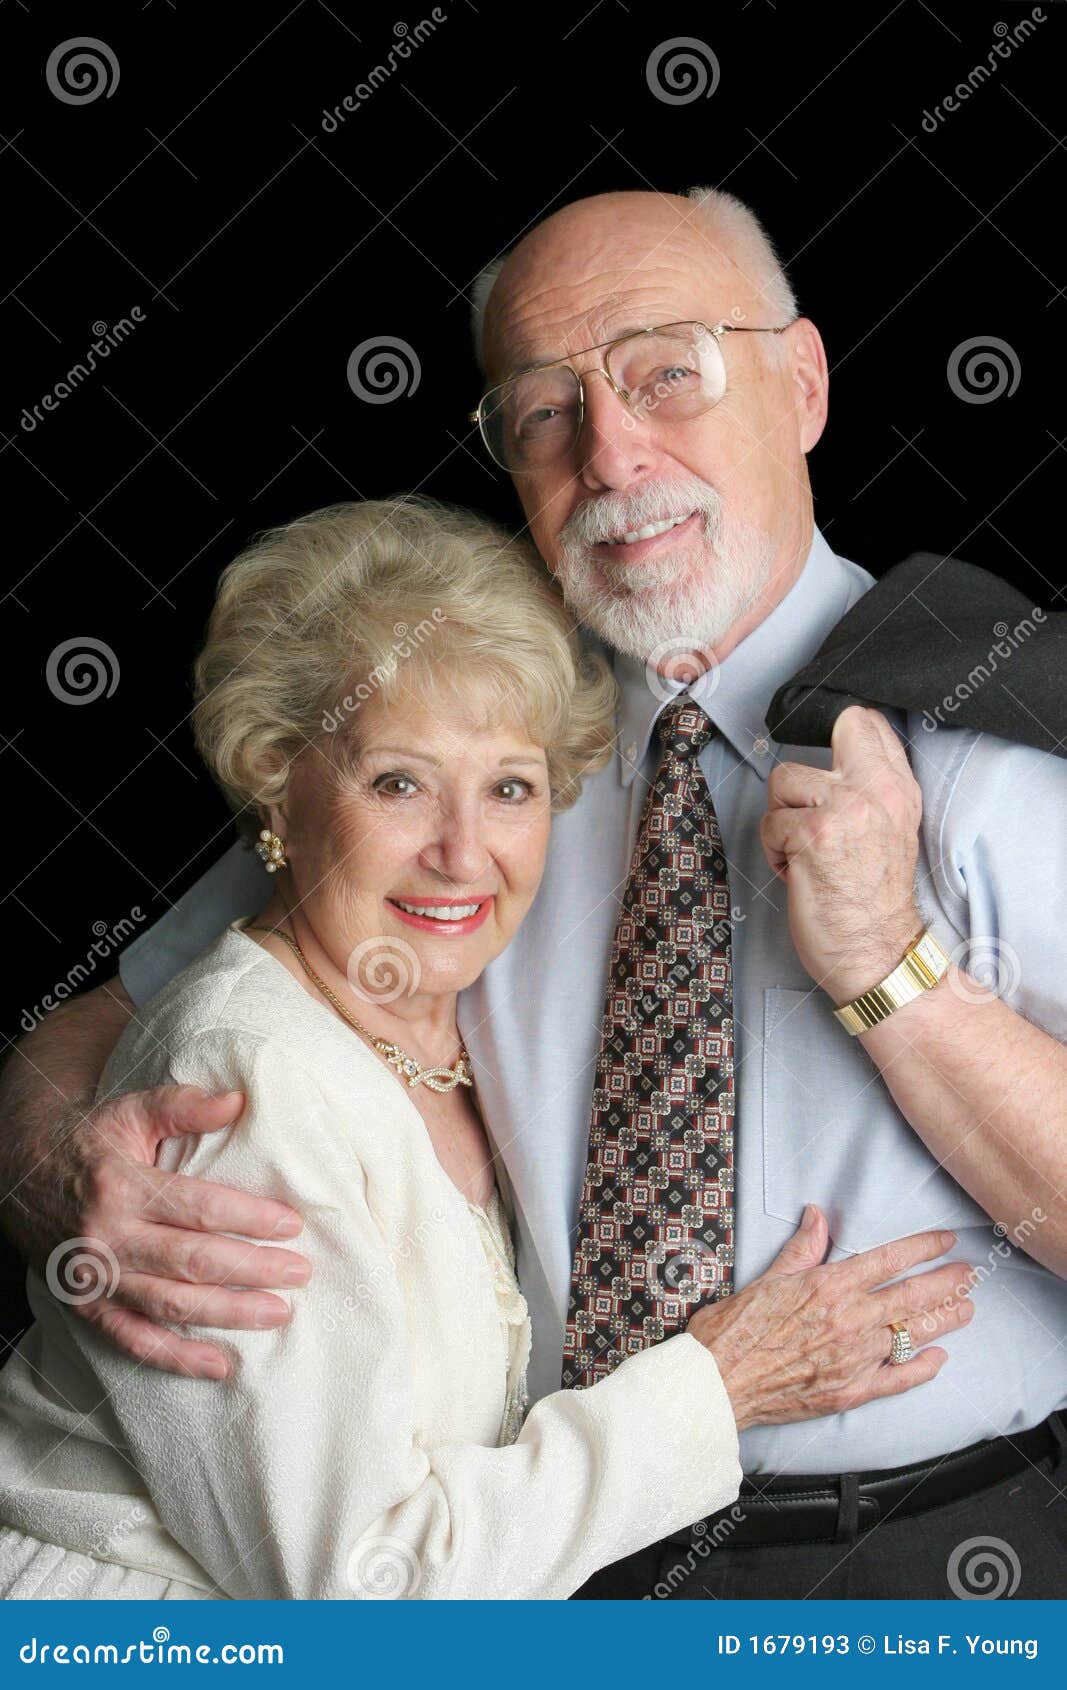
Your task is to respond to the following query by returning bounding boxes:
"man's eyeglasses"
[469,319,794,473]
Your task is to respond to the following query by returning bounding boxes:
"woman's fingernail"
[254,1303,289,1328]
[940,1231,957,1249]
[271,1214,302,1238]
[801,1204,814,1230]
[282,1264,311,1286]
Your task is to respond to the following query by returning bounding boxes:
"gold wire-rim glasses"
[468,318,795,472]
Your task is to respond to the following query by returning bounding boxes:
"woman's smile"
[386,893,496,936]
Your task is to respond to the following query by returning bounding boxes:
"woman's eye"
[373,772,420,797]
[493,778,532,803]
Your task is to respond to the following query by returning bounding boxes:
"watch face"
[913,931,950,980]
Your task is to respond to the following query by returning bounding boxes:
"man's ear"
[785,317,829,454]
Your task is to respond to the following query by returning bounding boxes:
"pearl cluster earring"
[255,828,288,873]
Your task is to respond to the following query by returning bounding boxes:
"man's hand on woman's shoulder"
[0,978,310,1380]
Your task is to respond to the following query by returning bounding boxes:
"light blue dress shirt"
[121,528,1067,1475]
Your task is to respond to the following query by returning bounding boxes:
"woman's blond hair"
[192,495,617,835]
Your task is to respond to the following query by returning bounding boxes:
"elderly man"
[2,188,1066,1601]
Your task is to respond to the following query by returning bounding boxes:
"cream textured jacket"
[0,923,741,1599]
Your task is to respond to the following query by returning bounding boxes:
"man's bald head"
[472,187,797,379]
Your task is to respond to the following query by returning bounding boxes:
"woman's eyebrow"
[361,747,545,768]
[364,745,442,766]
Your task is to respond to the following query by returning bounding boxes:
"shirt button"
[625,741,638,762]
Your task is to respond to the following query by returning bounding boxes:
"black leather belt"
[664,1413,1067,1550]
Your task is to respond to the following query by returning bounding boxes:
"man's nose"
[576,372,655,492]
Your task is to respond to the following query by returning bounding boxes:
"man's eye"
[517,402,577,437]
[373,772,420,796]
[648,363,697,392]
[493,778,532,803]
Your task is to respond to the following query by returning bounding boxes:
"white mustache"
[560,480,724,549]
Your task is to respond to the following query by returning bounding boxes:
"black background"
[1,0,1064,1340]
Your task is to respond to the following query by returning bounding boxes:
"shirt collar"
[611,527,875,786]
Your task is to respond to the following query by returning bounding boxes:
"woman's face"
[270,691,553,1002]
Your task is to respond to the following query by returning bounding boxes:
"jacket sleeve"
[87,1025,741,1599]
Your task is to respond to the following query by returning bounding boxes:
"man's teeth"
[606,512,692,546]
[393,900,482,921]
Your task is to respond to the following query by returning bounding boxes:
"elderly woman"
[0,498,968,1600]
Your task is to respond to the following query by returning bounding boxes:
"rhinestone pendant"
[378,1043,473,1093]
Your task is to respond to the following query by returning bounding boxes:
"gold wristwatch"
[833,928,951,1035]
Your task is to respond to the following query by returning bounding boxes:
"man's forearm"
[0,976,134,1264]
[858,965,1067,1275]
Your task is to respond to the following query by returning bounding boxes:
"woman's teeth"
[393,900,482,921]
[606,512,693,546]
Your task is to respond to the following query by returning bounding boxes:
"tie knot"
[656,697,713,759]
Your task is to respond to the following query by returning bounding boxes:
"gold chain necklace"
[245,924,474,1094]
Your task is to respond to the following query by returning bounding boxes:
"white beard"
[554,482,776,667]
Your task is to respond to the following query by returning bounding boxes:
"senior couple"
[1,187,1065,1602]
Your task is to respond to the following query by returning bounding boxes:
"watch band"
[833,929,951,1035]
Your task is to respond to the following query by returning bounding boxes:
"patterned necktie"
[562,697,736,1390]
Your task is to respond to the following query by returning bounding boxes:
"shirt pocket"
[761,986,992,1253]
